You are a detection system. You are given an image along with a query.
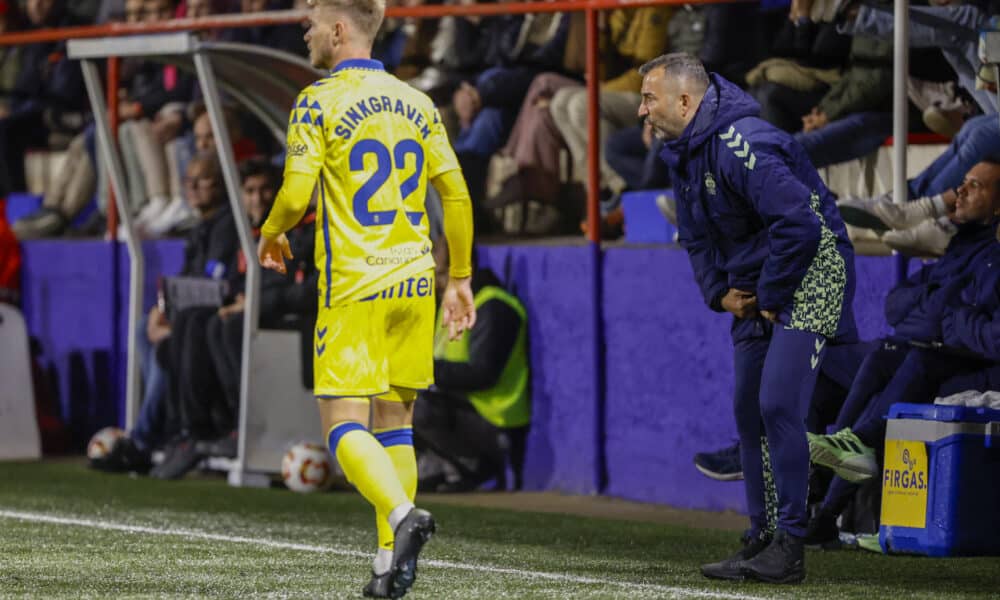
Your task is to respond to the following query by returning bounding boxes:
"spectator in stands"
[803,160,1000,547]
[116,0,200,234]
[449,8,573,232]
[414,240,530,492]
[840,0,993,130]
[547,7,672,204]
[93,151,240,474]
[640,53,857,583]
[223,0,308,56]
[0,1,24,120]
[150,157,315,476]
[790,35,894,169]
[0,0,86,200]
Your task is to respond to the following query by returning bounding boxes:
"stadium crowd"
[1,0,1000,560]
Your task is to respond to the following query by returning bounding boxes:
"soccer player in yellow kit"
[256,1,476,597]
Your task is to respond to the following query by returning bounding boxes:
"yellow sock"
[373,426,417,553]
[327,422,410,521]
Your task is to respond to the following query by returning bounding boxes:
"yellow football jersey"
[283,58,460,307]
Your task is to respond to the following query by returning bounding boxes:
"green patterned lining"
[788,192,847,338]
[761,435,778,536]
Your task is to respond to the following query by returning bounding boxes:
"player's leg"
[701,336,773,581]
[370,271,437,598]
[320,398,414,530]
[368,391,418,585]
[742,326,827,584]
[313,298,415,583]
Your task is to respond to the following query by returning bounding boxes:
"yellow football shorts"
[314,269,435,399]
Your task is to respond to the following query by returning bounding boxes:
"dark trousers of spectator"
[604,125,669,192]
[0,109,46,197]
[751,82,827,134]
[795,112,894,169]
[736,326,827,538]
[414,389,527,490]
[908,113,1000,199]
[818,343,996,517]
[206,312,244,421]
[158,306,233,441]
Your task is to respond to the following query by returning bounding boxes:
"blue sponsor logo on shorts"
[360,275,432,302]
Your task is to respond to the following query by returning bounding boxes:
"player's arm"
[259,91,326,274]
[426,106,476,340]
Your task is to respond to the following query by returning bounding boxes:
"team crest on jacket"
[704,172,717,195]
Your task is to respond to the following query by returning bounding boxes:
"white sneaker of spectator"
[132,195,170,231]
[882,216,957,258]
[144,196,196,237]
[838,192,948,232]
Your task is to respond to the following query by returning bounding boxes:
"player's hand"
[258,233,293,274]
[441,276,477,341]
[761,309,778,323]
[720,288,758,320]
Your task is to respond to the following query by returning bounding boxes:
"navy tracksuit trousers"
[736,326,829,538]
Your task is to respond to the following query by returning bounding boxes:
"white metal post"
[193,50,262,485]
[80,59,145,430]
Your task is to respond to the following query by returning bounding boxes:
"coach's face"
[638,67,698,141]
[304,9,336,69]
[954,162,1000,224]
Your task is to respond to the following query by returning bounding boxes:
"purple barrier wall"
[477,243,601,495]
[20,240,185,448]
[600,249,897,510]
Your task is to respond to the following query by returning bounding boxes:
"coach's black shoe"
[700,529,771,581]
[388,508,436,598]
[362,570,393,598]
[803,512,841,550]
[741,529,805,584]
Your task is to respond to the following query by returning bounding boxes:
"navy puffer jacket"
[887,220,999,343]
[659,74,856,343]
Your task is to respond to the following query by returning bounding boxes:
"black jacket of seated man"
[414,267,531,493]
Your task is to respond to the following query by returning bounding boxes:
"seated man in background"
[93,151,240,474]
[803,160,1000,547]
[195,158,319,461]
[152,157,317,478]
[414,241,530,492]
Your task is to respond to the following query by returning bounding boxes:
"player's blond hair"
[308,0,385,43]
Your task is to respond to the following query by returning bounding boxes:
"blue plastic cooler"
[880,403,1000,557]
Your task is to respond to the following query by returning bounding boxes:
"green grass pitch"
[0,461,997,598]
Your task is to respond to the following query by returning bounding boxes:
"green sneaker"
[808,428,878,483]
[855,533,884,554]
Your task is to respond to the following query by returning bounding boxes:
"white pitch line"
[0,509,766,600]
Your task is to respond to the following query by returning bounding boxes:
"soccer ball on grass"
[87,426,125,461]
[281,442,335,493]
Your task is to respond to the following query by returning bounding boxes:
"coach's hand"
[258,234,293,274]
[721,288,758,320]
[442,276,477,341]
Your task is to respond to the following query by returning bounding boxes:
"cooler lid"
[888,402,1000,424]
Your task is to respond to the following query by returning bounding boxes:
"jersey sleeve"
[424,107,461,179]
[283,90,327,178]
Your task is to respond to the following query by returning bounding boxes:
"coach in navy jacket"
[639,53,856,584]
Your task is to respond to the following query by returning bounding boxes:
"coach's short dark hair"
[639,53,710,93]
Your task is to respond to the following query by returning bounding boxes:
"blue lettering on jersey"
[334,95,434,141]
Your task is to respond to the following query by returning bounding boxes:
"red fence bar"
[585,6,601,244]
[106,56,120,239]
[0,0,744,46]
